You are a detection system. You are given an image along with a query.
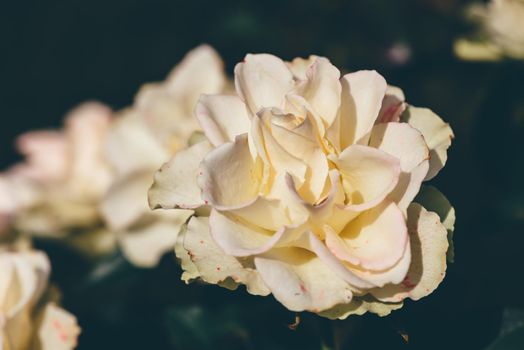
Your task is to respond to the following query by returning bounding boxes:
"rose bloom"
[149,54,454,318]
[0,250,80,350]
[454,0,524,61]
[0,103,116,256]
[100,45,227,267]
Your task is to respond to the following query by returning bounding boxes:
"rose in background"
[0,103,116,257]
[149,54,455,318]
[454,0,524,61]
[101,45,227,267]
[0,249,80,350]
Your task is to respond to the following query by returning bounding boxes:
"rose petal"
[330,144,401,211]
[325,201,408,271]
[286,55,318,80]
[118,212,192,267]
[319,296,403,320]
[101,170,155,231]
[402,106,454,180]
[209,209,303,257]
[196,94,251,146]
[294,57,341,126]
[254,246,353,312]
[330,70,387,150]
[376,85,406,123]
[181,216,270,296]
[35,303,80,350]
[234,54,294,114]
[164,45,226,112]
[369,122,430,210]
[371,203,449,302]
[106,111,170,176]
[149,140,213,210]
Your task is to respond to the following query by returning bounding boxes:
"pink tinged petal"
[199,134,261,210]
[376,85,406,124]
[164,45,226,112]
[284,94,327,140]
[234,54,294,115]
[335,70,388,149]
[369,122,430,211]
[16,130,68,182]
[402,106,454,180]
[36,303,81,350]
[330,144,401,211]
[294,57,342,126]
[101,170,157,231]
[182,216,270,296]
[371,203,449,302]
[196,94,251,147]
[65,102,113,196]
[209,209,303,257]
[118,211,192,267]
[254,247,353,313]
[148,140,213,210]
[325,201,408,271]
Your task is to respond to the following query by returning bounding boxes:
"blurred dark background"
[2,0,524,349]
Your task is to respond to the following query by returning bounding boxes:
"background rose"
[100,45,227,267]
[454,0,524,61]
[150,54,454,318]
[0,250,80,350]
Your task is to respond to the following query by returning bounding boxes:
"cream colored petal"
[149,140,213,210]
[181,216,270,296]
[34,303,80,350]
[106,111,169,176]
[65,102,113,197]
[286,55,318,80]
[294,231,376,290]
[199,134,261,210]
[294,57,341,126]
[196,94,251,146]
[371,203,448,302]
[15,130,68,182]
[415,185,455,262]
[254,247,353,312]
[118,211,192,268]
[174,225,201,283]
[209,209,302,257]
[164,45,226,111]
[335,70,387,149]
[331,144,400,211]
[325,201,408,271]
[234,54,294,114]
[319,296,403,320]
[101,170,155,231]
[402,106,454,180]
[369,122,429,210]
[376,85,406,123]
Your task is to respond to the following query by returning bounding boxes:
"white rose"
[149,54,454,318]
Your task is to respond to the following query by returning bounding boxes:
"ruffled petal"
[330,144,400,211]
[332,70,387,149]
[369,122,429,210]
[196,94,251,146]
[234,54,294,114]
[371,203,448,302]
[402,106,454,180]
[34,303,80,350]
[325,201,408,271]
[254,247,353,312]
[148,140,213,210]
[294,57,341,126]
[376,85,406,123]
[118,211,192,267]
[181,216,270,296]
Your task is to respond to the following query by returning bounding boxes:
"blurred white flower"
[101,45,227,267]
